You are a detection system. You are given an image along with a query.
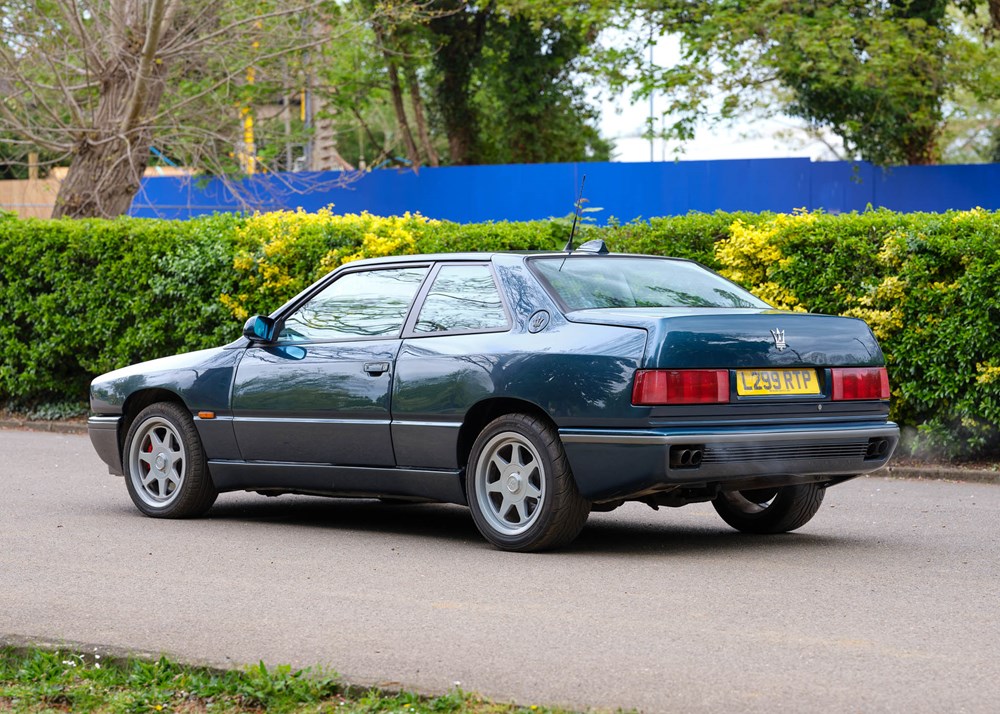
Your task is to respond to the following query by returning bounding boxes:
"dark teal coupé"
[89,241,899,551]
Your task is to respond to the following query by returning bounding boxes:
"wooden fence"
[0,177,60,218]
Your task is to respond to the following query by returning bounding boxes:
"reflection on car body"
[88,244,899,551]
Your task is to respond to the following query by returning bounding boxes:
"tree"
[319,0,615,168]
[426,0,614,164]
[426,0,491,164]
[618,0,1000,165]
[471,10,613,163]
[0,0,380,218]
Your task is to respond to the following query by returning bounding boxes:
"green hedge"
[0,213,242,403]
[1,208,997,459]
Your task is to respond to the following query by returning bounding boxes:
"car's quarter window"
[412,264,509,334]
[278,266,428,342]
[529,256,769,311]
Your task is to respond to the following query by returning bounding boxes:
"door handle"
[363,361,390,376]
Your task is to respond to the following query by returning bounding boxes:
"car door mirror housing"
[243,315,276,343]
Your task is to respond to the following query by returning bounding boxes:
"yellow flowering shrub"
[976,362,1000,386]
[838,228,911,342]
[221,208,434,321]
[714,212,816,311]
[333,219,420,267]
[843,275,907,342]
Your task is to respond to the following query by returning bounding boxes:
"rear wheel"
[466,413,590,552]
[712,483,825,534]
[123,402,218,518]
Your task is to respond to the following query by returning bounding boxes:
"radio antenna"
[563,175,587,252]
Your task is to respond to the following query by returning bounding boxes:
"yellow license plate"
[736,369,820,396]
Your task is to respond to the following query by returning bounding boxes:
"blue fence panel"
[808,162,878,213]
[129,159,1000,222]
[872,164,1000,212]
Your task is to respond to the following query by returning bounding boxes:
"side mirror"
[243,315,276,343]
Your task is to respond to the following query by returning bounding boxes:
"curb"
[0,419,87,435]
[882,465,1000,485]
[2,421,999,485]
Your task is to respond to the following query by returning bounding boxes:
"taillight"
[632,369,730,405]
[831,367,890,400]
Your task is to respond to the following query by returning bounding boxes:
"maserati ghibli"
[89,241,898,551]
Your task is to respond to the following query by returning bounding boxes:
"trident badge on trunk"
[771,329,787,351]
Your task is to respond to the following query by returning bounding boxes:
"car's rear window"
[529,256,769,310]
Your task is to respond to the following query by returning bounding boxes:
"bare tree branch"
[121,0,169,133]
[157,1,329,59]
[148,34,335,123]
[0,101,73,152]
[57,0,103,73]
[39,48,88,131]
[0,0,439,217]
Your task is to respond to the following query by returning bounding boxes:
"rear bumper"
[560,422,899,501]
[88,416,123,475]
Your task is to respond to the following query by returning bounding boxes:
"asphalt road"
[3,428,999,713]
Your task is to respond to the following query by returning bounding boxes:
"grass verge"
[0,646,575,714]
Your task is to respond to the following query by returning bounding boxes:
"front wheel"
[466,414,590,552]
[123,402,218,518]
[712,483,825,534]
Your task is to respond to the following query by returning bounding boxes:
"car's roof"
[344,252,505,267]
[342,251,692,268]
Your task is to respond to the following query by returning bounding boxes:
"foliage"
[0,646,563,713]
[25,400,89,421]
[991,126,1000,162]
[221,208,587,319]
[0,134,61,180]
[327,0,616,168]
[469,9,614,164]
[221,208,436,321]
[616,0,1000,165]
[3,207,1000,458]
[713,213,815,311]
[0,212,243,402]
[601,211,756,268]
[935,4,1000,163]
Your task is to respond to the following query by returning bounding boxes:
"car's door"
[231,264,430,466]
[392,262,512,469]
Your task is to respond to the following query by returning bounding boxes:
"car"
[88,240,899,551]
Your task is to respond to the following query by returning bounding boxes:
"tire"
[466,413,590,552]
[712,483,825,534]
[123,402,218,518]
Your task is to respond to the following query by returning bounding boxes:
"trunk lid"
[564,308,884,369]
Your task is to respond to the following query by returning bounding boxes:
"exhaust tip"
[865,438,891,460]
[670,444,705,469]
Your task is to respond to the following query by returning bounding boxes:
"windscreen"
[530,256,770,311]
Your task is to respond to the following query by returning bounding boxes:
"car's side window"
[279,267,428,342]
[413,264,508,334]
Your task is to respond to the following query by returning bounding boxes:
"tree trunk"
[435,50,478,164]
[405,63,439,167]
[429,3,491,165]
[53,68,168,218]
[53,0,172,219]
[901,125,940,165]
[374,23,421,168]
[55,137,148,219]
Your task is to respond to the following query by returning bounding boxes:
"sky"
[598,101,835,163]
[596,33,845,163]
